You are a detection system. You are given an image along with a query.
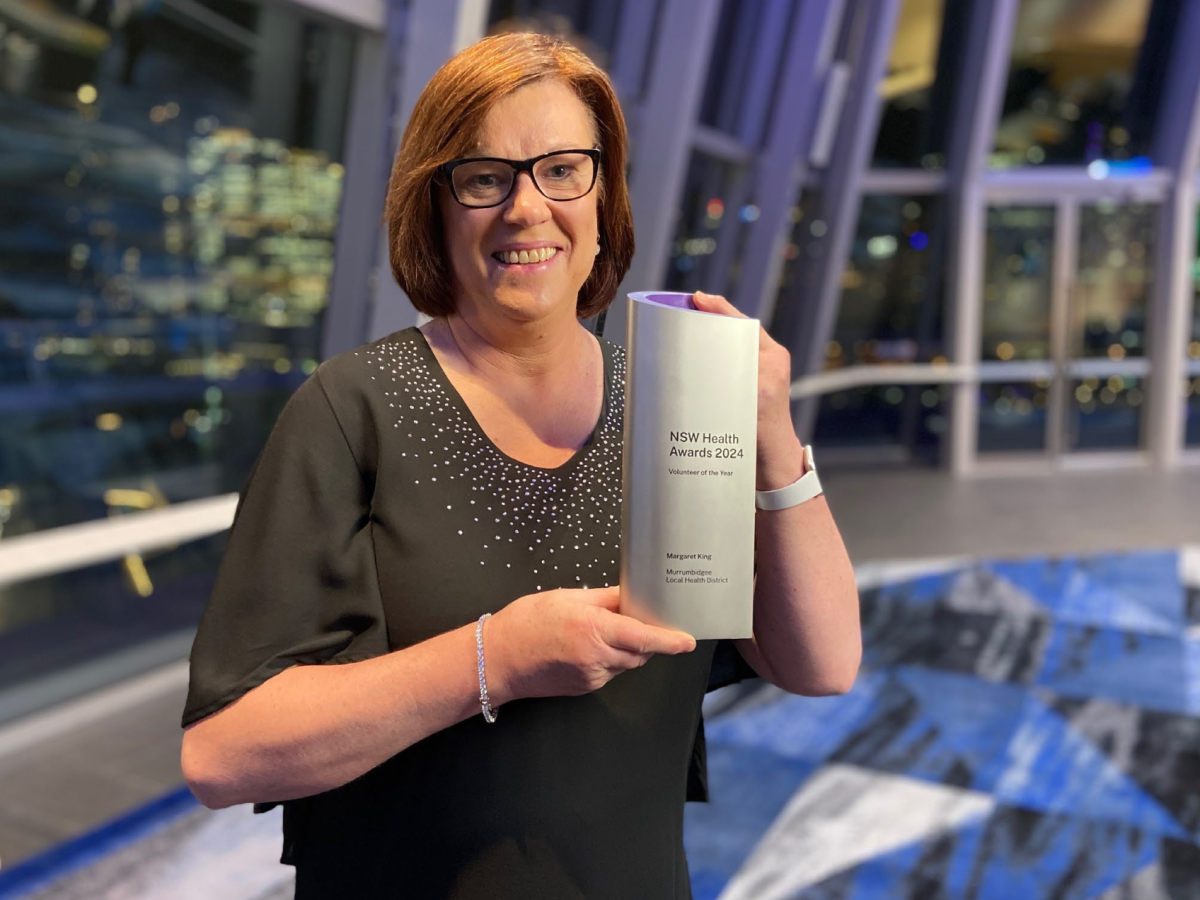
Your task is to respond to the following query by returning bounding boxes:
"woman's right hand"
[484,586,697,702]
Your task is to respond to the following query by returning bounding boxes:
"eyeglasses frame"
[439,148,602,209]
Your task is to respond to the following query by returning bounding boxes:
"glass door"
[979,203,1057,457]
[1062,202,1155,452]
[978,197,1157,465]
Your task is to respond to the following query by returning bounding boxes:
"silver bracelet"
[475,613,497,723]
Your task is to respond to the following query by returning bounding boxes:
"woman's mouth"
[491,247,559,266]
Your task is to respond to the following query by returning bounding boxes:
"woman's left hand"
[691,290,804,491]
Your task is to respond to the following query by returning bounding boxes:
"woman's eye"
[546,165,572,179]
[467,174,497,188]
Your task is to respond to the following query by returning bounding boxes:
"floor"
[0,465,1198,889]
[684,545,1200,898]
[822,465,1200,562]
[0,680,188,871]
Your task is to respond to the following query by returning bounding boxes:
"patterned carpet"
[684,546,1200,899]
[2,547,1198,899]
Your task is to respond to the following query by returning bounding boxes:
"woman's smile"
[488,244,565,275]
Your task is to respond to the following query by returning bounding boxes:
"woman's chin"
[487,285,573,321]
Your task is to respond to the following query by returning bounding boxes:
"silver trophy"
[619,292,759,639]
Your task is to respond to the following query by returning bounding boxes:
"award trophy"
[619,292,758,639]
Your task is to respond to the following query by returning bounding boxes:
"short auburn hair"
[383,32,634,320]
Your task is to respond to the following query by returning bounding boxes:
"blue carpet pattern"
[683,546,1200,899]
[2,547,1198,898]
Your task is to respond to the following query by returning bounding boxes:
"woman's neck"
[425,308,591,385]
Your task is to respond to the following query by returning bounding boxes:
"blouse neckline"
[406,325,612,475]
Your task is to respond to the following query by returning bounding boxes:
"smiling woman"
[179,30,857,900]
[178,32,721,900]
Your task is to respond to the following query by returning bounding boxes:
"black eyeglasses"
[440,148,601,208]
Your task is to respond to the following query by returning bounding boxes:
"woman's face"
[440,79,600,324]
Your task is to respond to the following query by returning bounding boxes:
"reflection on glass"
[829,194,945,366]
[813,383,946,465]
[872,0,957,169]
[665,150,751,298]
[1074,203,1155,359]
[1187,377,1200,447]
[766,190,818,341]
[992,0,1157,168]
[982,205,1054,360]
[0,533,225,694]
[1068,375,1143,450]
[0,1,353,536]
[698,0,789,142]
[976,381,1047,453]
[1192,206,1200,346]
[487,0,625,69]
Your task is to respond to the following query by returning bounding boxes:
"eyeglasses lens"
[452,153,595,207]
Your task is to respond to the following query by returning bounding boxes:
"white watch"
[755,445,822,511]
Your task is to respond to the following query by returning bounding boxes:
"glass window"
[871,0,962,169]
[813,383,947,466]
[991,0,1164,168]
[977,380,1048,453]
[1068,375,1143,450]
[664,150,752,299]
[488,0,624,64]
[0,1,355,537]
[828,193,946,366]
[1192,206,1200,347]
[697,0,792,144]
[1074,202,1155,360]
[765,189,818,341]
[982,205,1054,361]
[1187,377,1200,447]
[0,534,226,696]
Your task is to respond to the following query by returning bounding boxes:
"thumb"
[693,290,748,319]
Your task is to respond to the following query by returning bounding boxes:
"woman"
[181,32,860,899]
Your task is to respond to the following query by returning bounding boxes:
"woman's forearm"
[737,434,861,695]
[182,621,495,809]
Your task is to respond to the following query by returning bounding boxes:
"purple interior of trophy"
[639,292,697,310]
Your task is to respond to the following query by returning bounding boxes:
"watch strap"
[755,445,822,511]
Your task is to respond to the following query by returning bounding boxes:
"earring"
[595,243,601,256]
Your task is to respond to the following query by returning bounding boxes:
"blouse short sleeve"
[706,638,759,692]
[181,368,388,729]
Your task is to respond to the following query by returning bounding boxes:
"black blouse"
[183,326,755,899]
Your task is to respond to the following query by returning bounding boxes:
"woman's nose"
[503,172,551,224]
